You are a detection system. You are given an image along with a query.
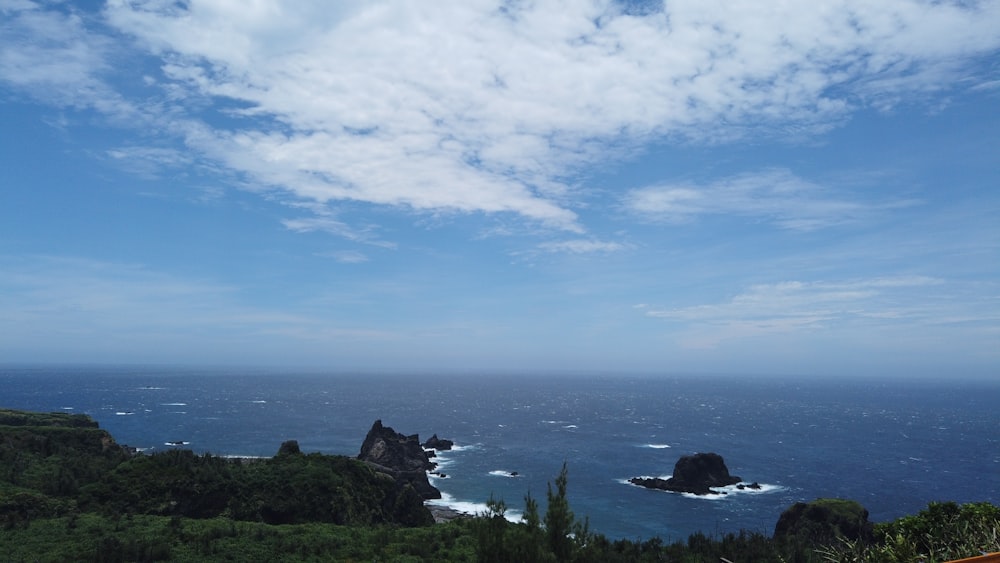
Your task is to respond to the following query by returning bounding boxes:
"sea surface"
[2,365,998,541]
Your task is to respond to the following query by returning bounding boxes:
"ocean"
[2,365,997,542]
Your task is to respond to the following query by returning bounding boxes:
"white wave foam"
[681,482,785,500]
[164,441,190,446]
[716,482,784,496]
[621,478,783,499]
[61,407,73,410]
[489,470,521,478]
[428,442,477,472]
[115,411,134,416]
[644,444,671,449]
[427,492,522,522]
[161,402,187,406]
[251,400,267,404]
[563,424,578,429]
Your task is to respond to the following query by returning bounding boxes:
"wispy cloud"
[536,239,626,254]
[624,169,917,230]
[2,1,998,235]
[643,276,970,348]
[318,250,370,264]
[106,146,192,179]
[0,1,138,119]
[281,216,397,249]
[0,255,402,361]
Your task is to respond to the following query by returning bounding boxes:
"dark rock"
[358,420,441,500]
[773,498,874,545]
[428,504,473,523]
[422,434,454,451]
[277,440,301,456]
[629,452,742,495]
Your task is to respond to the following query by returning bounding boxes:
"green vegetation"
[773,497,874,558]
[2,408,998,562]
[818,501,1000,563]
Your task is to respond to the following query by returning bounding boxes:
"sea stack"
[629,452,742,495]
[357,420,441,500]
[422,434,454,451]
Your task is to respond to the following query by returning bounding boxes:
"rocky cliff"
[357,420,441,500]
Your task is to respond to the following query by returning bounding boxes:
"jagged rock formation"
[357,420,441,500]
[629,452,742,495]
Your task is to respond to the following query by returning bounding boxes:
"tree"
[476,494,510,563]
[545,462,574,562]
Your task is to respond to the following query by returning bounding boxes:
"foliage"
[76,445,433,526]
[818,501,1000,563]
[0,408,99,429]
[773,498,874,561]
[544,462,576,561]
[0,512,479,562]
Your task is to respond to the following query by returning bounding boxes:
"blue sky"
[1,0,998,377]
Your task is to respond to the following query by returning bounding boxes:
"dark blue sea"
[2,365,998,541]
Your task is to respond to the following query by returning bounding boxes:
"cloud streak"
[643,276,1000,349]
[624,169,918,230]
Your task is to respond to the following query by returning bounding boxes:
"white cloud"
[624,168,917,230]
[0,2,139,120]
[3,1,999,233]
[320,250,370,264]
[537,239,626,254]
[281,215,397,249]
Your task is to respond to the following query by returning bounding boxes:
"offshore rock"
[629,452,742,495]
[358,420,441,500]
[422,434,454,451]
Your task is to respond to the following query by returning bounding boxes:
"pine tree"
[545,462,574,561]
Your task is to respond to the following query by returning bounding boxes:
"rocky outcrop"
[277,440,301,456]
[357,420,441,500]
[422,434,454,451]
[629,452,742,495]
[773,498,874,544]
